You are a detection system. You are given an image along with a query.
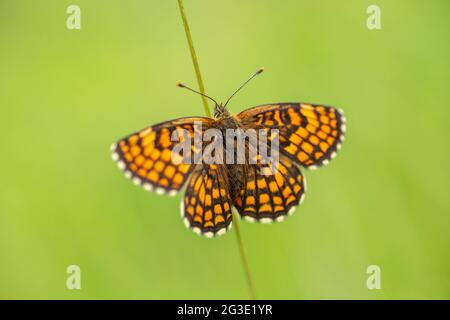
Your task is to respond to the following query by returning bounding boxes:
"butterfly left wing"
[111,117,212,195]
[181,164,233,237]
[236,103,346,169]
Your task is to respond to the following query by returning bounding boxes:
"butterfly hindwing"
[111,117,212,195]
[233,155,306,223]
[181,164,233,237]
[237,103,346,169]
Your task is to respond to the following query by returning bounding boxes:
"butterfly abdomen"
[226,164,245,202]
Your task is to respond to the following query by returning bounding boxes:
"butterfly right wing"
[111,117,213,195]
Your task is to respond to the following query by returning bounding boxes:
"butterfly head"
[213,104,231,119]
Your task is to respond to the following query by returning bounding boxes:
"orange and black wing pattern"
[233,155,306,222]
[111,117,212,195]
[237,103,346,169]
[181,164,233,237]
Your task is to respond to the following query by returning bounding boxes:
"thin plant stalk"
[232,211,257,299]
[177,0,211,117]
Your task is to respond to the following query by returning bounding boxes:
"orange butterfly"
[111,69,346,238]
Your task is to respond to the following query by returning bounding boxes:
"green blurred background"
[1,0,449,299]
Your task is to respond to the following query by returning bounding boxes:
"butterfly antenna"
[224,67,264,107]
[176,83,219,106]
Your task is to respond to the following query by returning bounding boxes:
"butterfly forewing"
[111,117,213,195]
[237,103,346,169]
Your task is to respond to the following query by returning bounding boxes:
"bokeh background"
[1,0,449,299]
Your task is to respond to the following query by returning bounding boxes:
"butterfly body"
[211,105,262,205]
[112,102,346,238]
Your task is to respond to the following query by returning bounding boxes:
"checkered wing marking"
[237,103,346,169]
[233,155,305,223]
[111,117,213,195]
[181,164,233,238]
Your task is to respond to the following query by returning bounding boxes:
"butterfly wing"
[111,117,213,195]
[236,103,346,169]
[233,155,306,222]
[181,164,233,237]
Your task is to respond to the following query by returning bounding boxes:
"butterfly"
[111,68,346,238]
